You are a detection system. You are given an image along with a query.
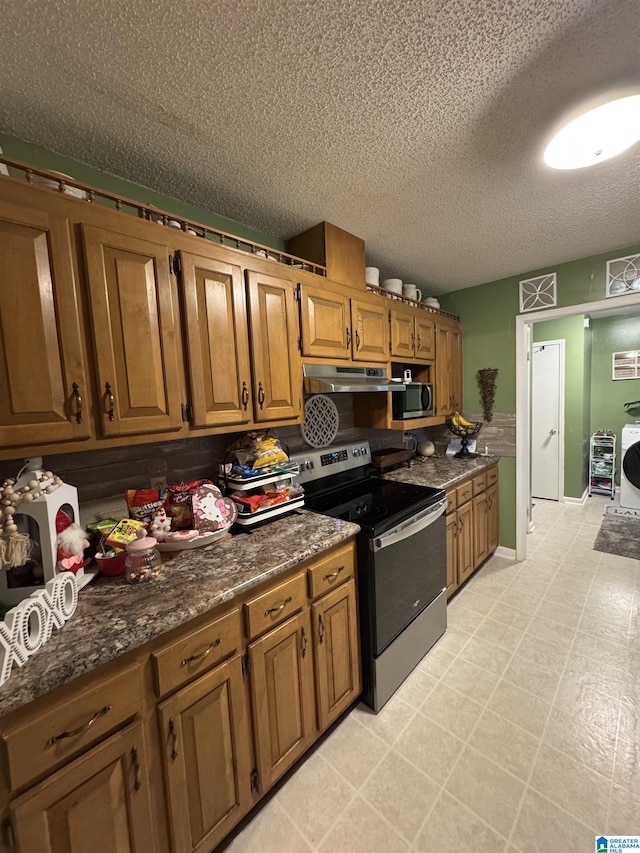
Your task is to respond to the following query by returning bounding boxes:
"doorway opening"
[515,291,640,560]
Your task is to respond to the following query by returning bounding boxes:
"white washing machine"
[621,424,640,509]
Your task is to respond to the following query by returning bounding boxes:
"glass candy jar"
[125,530,161,584]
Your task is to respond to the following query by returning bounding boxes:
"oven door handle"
[372,498,447,552]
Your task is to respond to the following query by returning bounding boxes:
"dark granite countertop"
[0,511,359,719]
[382,454,500,490]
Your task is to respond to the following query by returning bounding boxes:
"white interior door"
[531,341,563,500]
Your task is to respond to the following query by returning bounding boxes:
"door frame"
[515,291,640,560]
[531,338,565,503]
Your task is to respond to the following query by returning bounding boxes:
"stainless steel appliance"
[292,441,447,711]
[391,382,434,419]
[303,363,404,393]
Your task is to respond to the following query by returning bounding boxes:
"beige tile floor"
[226,495,640,852]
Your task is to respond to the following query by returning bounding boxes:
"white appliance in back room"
[620,424,640,509]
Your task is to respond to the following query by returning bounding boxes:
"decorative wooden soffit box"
[286,222,366,290]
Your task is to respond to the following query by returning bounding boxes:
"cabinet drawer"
[307,542,355,599]
[487,466,498,487]
[456,480,473,505]
[2,663,142,791]
[244,572,306,640]
[445,489,457,514]
[152,609,242,697]
[473,473,487,495]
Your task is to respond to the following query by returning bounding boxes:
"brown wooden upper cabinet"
[350,297,389,362]
[0,191,92,448]
[178,250,253,429]
[298,282,350,359]
[82,225,184,436]
[389,307,435,362]
[434,318,462,417]
[246,270,303,423]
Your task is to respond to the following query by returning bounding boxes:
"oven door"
[369,498,447,655]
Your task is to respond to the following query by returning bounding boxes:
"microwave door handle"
[372,498,447,552]
[423,384,433,413]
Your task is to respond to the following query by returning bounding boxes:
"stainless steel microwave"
[392,382,434,419]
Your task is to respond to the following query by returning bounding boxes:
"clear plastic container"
[125,533,161,584]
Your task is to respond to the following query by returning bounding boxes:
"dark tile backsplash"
[0,394,400,507]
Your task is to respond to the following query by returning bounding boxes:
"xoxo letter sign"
[0,572,78,686]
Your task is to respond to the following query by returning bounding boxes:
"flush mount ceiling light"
[544,95,640,170]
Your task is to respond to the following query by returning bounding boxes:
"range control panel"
[291,442,370,484]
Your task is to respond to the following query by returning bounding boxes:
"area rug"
[604,505,640,519]
[594,515,640,559]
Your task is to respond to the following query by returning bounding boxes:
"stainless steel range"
[292,441,447,712]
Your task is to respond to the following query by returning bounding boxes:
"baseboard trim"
[563,488,589,506]
[495,545,517,560]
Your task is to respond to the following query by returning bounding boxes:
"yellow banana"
[456,412,475,428]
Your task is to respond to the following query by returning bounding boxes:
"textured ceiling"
[1,0,639,292]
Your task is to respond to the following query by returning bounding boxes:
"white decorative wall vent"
[519,273,557,313]
[606,253,640,297]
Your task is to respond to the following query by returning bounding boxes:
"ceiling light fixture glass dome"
[544,95,640,170]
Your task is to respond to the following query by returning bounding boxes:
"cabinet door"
[389,308,415,359]
[473,493,489,569]
[456,502,475,584]
[0,196,91,447]
[10,721,154,853]
[434,321,453,417]
[486,483,499,554]
[446,513,458,598]
[246,271,302,423]
[179,251,252,428]
[415,315,435,361]
[82,225,184,436]
[158,655,252,853]
[311,579,361,731]
[350,299,389,363]
[299,284,350,359]
[450,324,463,411]
[248,610,315,791]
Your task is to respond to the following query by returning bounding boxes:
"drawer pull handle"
[300,626,307,658]
[181,637,222,666]
[318,614,325,644]
[258,382,265,409]
[323,566,344,581]
[168,717,178,760]
[72,381,83,424]
[265,596,292,616]
[346,327,351,349]
[47,704,112,745]
[131,745,142,791]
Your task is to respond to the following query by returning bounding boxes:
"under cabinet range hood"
[303,364,403,393]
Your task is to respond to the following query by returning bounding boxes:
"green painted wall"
[0,131,284,250]
[590,315,640,482]
[533,316,588,498]
[440,242,640,549]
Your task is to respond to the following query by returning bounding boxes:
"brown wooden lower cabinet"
[157,655,252,853]
[311,578,361,731]
[248,609,316,792]
[0,540,360,853]
[9,720,154,853]
[446,465,499,597]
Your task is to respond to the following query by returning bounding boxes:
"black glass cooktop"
[303,476,444,537]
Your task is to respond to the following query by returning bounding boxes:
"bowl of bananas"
[446,412,483,458]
